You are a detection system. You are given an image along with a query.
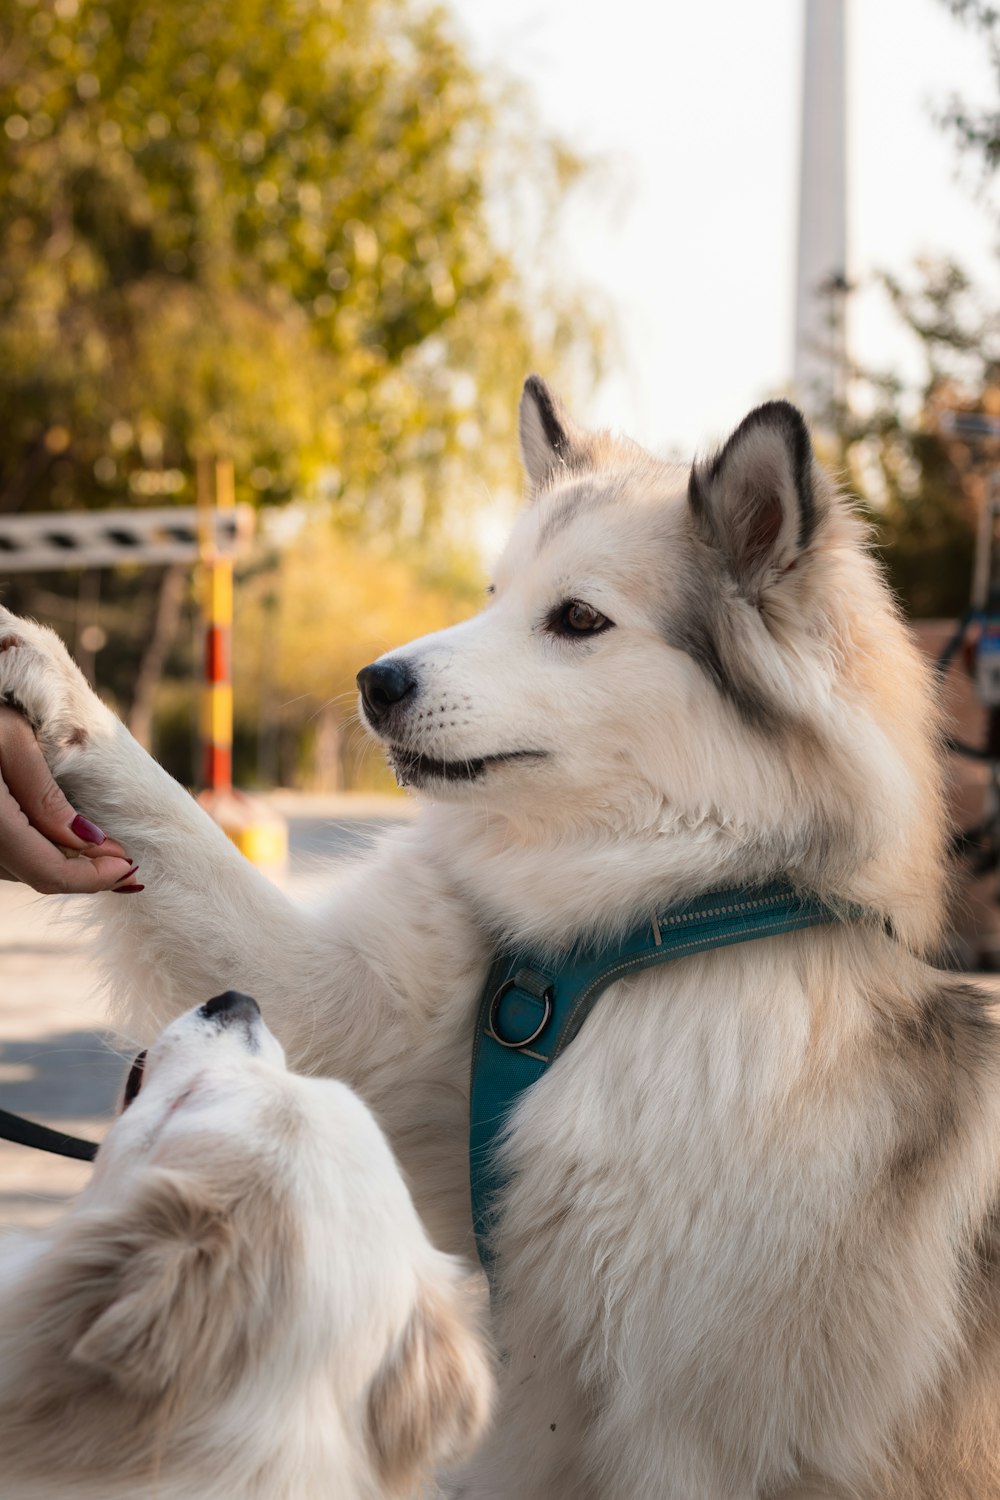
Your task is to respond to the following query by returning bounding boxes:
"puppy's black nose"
[357,659,417,724]
[200,991,261,1025]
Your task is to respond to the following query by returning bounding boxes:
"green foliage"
[0,0,601,524]
[829,4,1000,618]
[850,406,979,621]
[833,263,999,618]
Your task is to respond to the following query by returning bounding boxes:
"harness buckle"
[487,975,554,1050]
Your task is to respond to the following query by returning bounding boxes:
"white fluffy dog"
[2,379,1000,1496]
[0,995,492,1500]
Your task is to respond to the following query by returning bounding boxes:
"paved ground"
[0,794,409,1232]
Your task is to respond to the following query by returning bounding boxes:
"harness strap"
[0,1107,98,1162]
[469,881,852,1270]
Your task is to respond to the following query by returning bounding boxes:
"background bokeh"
[0,0,997,793]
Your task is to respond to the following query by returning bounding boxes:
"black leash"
[0,1048,144,1163]
[0,1107,98,1162]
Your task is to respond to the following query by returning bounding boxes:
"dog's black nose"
[200,991,261,1025]
[357,659,417,724]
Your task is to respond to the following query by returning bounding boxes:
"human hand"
[0,704,141,894]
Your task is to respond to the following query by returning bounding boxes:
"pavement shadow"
[0,1030,129,1122]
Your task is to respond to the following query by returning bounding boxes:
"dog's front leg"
[60,715,322,1036]
[0,609,333,1029]
[0,612,403,1045]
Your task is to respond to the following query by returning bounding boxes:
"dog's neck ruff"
[469,880,852,1271]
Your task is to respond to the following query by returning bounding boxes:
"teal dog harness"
[469,881,849,1269]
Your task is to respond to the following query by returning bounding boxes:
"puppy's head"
[37,994,293,1405]
[22,996,491,1486]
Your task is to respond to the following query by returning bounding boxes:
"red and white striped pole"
[197,457,233,794]
[195,457,288,876]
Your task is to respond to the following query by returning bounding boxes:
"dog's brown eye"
[549,600,613,637]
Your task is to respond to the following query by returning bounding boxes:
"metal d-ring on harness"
[469,880,852,1270]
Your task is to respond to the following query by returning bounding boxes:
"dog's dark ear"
[687,401,822,597]
[366,1267,493,1496]
[519,374,589,494]
[68,1170,237,1395]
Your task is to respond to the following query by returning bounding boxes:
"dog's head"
[11,997,491,1494]
[357,377,946,952]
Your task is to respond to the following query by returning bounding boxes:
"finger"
[76,834,130,862]
[0,779,135,894]
[0,706,125,857]
[60,853,141,894]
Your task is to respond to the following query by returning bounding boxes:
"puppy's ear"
[366,1266,494,1495]
[687,400,823,598]
[519,374,590,494]
[68,1170,236,1396]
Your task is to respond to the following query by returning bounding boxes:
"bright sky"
[449,0,997,459]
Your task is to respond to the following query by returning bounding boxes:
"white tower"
[794,0,849,421]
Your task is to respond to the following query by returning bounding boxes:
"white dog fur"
[0,999,492,1499]
[1,379,999,1497]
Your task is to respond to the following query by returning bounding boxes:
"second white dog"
[0,994,492,1500]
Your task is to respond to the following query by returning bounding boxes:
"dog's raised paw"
[0,609,111,758]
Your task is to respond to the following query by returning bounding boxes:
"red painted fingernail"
[71,814,106,845]
[113,883,145,894]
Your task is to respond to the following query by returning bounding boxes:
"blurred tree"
[225,517,482,791]
[939,1,1000,184]
[833,263,1000,618]
[826,0,1000,617]
[0,0,599,522]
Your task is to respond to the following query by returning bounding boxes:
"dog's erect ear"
[68,1170,237,1396]
[687,401,822,597]
[519,374,589,494]
[366,1267,493,1496]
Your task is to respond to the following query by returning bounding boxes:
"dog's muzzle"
[199,991,261,1027]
